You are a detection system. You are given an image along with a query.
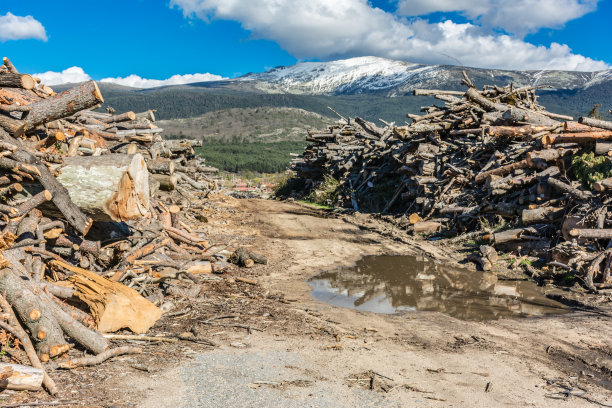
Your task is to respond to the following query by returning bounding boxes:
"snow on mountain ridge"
[237,56,612,96]
[242,56,433,94]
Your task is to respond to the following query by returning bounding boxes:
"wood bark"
[593,177,612,192]
[147,158,175,175]
[22,81,104,131]
[543,132,612,144]
[0,73,36,90]
[502,108,559,127]
[20,154,150,222]
[0,363,43,391]
[578,116,612,131]
[151,174,178,191]
[0,268,68,361]
[547,177,591,200]
[0,128,92,235]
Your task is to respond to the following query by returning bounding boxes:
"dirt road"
[127,198,612,407]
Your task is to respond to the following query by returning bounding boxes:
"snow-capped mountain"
[235,56,612,96]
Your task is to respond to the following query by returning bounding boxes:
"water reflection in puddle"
[308,255,570,321]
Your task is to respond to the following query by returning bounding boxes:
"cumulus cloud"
[396,0,599,36]
[32,67,226,88]
[0,12,47,41]
[34,67,91,85]
[100,72,227,88]
[170,0,608,71]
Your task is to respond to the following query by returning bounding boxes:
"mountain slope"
[236,56,612,96]
[52,56,612,123]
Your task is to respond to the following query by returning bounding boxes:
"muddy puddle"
[308,255,570,321]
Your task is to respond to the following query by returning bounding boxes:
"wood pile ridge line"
[0,57,264,394]
[290,70,612,290]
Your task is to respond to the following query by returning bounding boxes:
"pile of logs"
[292,71,612,291]
[0,57,228,394]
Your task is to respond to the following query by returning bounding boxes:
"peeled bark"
[20,154,150,222]
[0,363,43,391]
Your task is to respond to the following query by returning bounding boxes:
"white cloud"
[0,12,47,41]
[32,67,226,88]
[396,0,599,36]
[100,72,227,88]
[170,0,608,71]
[34,67,91,85]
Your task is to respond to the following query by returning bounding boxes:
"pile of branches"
[291,71,612,291]
[0,57,257,394]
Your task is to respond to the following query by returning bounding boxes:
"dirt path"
[131,198,612,407]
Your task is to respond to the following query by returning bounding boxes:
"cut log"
[0,363,43,391]
[0,128,92,235]
[0,267,68,360]
[21,154,150,222]
[23,81,104,130]
[0,73,36,90]
[413,221,442,234]
[547,178,591,200]
[593,177,612,192]
[475,159,529,183]
[151,174,178,191]
[522,207,564,225]
[502,108,559,127]
[147,158,175,175]
[134,110,156,122]
[578,116,612,131]
[0,113,27,137]
[99,111,135,123]
[543,132,612,144]
[57,260,162,334]
[569,229,612,240]
[595,142,612,156]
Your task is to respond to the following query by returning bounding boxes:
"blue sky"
[1,1,610,87]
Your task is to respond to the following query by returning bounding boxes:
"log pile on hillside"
[0,57,237,394]
[291,71,612,291]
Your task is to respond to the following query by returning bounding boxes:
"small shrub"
[572,151,612,188]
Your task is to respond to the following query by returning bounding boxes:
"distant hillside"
[53,55,612,125]
[159,107,334,142]
[99,87,433,124]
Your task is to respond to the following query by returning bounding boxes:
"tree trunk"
[0,268,68,361]
[0,363,43,391]
[146,158,175,175]
[0,73,36,90]
[23,81,104,130]
[21,154,150,222]
[579,116,612,131]
[151,174,178,191]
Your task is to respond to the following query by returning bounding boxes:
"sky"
[1,0,611,88]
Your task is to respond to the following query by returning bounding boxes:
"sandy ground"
[128,198,612,407]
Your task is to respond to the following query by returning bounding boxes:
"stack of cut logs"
[292,71,612,292]
[0,57,230,394]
